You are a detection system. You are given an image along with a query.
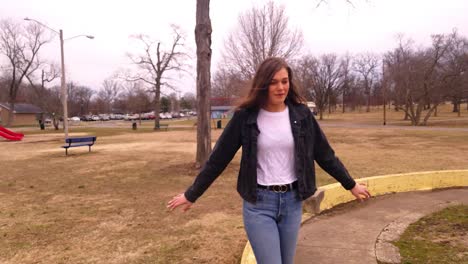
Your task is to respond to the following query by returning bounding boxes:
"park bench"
[62,136,97,155]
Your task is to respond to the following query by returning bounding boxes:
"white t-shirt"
[256,106,297,185]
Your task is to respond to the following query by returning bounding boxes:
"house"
[210,97,237,119]
[0,103,43,126]
[211,105,233,119]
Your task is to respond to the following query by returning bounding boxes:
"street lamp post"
[59,29,69,138]
[24,17,93,139]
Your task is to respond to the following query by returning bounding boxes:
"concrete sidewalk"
[295,188,468,264]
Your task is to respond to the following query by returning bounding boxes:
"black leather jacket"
[185,101,356,204]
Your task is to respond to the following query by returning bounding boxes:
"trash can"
[132,122,137,130]
[216,120,222,129]
[38,120,45,130]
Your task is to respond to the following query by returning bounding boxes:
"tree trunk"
[452,98,459,112]
[153,88,161,130]
[422,103,439,126]
[53,117,59,130]
[404,105,409,120]
[342,89,345,113]
[366,92,371,112]
[6,101,15,127]
[195,0,212,168]
[319,104,325,120]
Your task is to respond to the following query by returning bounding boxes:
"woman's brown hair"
[237,57,305,110]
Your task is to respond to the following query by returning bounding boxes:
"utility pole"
[382,58,386,126]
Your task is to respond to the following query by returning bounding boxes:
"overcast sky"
[1,0,467,95]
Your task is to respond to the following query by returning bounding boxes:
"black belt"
[257,181,298,193]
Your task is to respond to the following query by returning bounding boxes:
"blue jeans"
[243,189,302,264]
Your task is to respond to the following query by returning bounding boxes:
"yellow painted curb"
[240,170,468,264]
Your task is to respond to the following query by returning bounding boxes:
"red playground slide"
[0,126,24,141]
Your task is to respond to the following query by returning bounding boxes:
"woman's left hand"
[350,183,371,202]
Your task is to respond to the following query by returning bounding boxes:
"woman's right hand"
[167,193,193,212]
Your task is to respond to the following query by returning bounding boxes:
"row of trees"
[0,17,193,128]
[2,2,467,129]
[0,77,196,118]
[212,2,468,125]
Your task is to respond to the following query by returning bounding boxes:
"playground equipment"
[0,126,24,141]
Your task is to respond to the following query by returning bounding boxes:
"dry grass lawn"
[1,108,468,263]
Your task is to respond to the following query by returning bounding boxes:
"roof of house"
[211,106,233,111]
[0,103,43,114]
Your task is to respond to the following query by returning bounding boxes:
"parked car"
[124,114,139,121]
[81,115,93,121]
[99,114,110,121]
[142,112,155,120]
[113,114,125,120]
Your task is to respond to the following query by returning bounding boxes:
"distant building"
[211,106,234,119]
[210,97,237,119]
[0,103,43,126]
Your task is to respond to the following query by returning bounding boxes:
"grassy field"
[394,205,468,264]
[319,103,468,127]
[0,106,467,263]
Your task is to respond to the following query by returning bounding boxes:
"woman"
[167,57,371,264]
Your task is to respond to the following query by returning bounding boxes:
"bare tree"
[0,19,51,126]
[340,53,353,113]
[97,77,121,114]
[211,68,246,98]
[49,86,62,129]
[25,62,59,111]
[314,54,343,119]
[67,83,94,116]
[195,0,212,168]
[442,31,468,116]
[0,78,9,102]
[127,25,187,130]
[223,1,303,80]
[386,33,454,125]
[180,92,196,110]
[354,53,379,112]
[296,54,343,119]
[126,85,152,118]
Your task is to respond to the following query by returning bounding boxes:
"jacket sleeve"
[184,110,243,203]
[310,112,356,190]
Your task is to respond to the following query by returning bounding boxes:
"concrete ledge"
[319,170,468,212]
[240,169,468,264]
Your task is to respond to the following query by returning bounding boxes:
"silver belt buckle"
[273,184,288,193]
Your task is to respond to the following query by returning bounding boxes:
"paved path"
[295,188,468,264]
